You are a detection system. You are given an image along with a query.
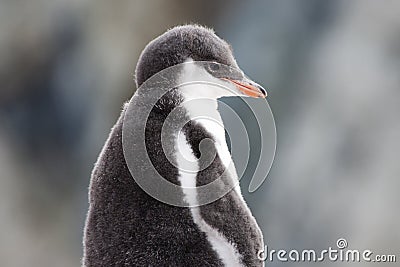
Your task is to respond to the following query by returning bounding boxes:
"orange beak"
[222,78,267,98]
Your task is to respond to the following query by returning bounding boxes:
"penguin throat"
[177,60,232,160]
[173,63,248,266]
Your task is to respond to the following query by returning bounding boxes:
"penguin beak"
[222,78,267,98]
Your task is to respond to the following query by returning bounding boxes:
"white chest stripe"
[175,131,243,266]
[178,59,245,199]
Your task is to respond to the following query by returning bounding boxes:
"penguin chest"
[175,130,245,266]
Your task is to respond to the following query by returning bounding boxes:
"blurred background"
[1,0,399,266]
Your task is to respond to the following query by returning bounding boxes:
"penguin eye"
[208,62,220,72]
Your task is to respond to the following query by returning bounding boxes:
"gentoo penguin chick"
[83,25,267,267]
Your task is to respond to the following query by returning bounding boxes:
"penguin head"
[135,24,266,98]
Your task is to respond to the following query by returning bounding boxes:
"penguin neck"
[173,71,256,265]
[176,60,245,201]
[175,91,245,266]
[177,60,234,167]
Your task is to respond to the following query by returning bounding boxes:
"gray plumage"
[83,25,264,267]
